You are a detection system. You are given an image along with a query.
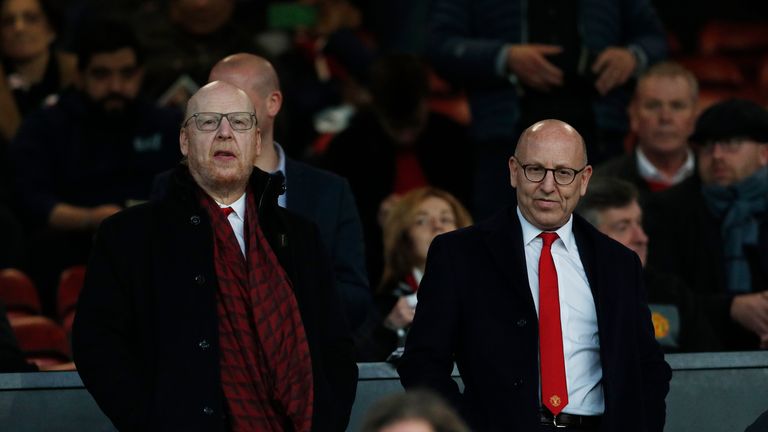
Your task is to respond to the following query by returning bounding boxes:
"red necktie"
[538,232,568,415]
[220,207,235,217]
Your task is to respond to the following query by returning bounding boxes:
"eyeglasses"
[698,139,749,155]
[184,112,257,131]
[514,158,587,185]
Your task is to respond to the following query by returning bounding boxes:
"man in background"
[9,20,181,315]
[596,62,699,202]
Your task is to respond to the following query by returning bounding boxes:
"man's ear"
[254,128,262,158]
[509,157,519,188]
[267,91,282,117]
[579,166,593,196]
[180,127,189,156]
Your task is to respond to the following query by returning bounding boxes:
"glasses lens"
[525,166,546,182]
[195,113,222,131]
[554,169,575,185]
[227,113,254,130]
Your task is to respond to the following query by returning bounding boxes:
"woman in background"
[356,187,472,361]
[0,0,76,144]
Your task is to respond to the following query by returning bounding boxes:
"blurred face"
[630,75,697,156]
[1,0,54,61]
[697,139,768,186]
[81,48,143,112]
[408,196,457,266]
[596,201,648,266]
[170,0,234,35]
[510,122,592,231]
[180,84,261,194]
[380,419,434,432]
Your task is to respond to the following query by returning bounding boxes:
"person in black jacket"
[576,177,718,352]
[73,81,357,431]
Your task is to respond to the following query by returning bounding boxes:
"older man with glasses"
[645,98,768,351]
[399,119,671,432]
[73,81,358,432]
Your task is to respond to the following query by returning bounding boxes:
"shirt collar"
[636,146,695,184]
[217,192,247,220]
[517,206,576,252]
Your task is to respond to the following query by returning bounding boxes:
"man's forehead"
[87,48,138,68]
[191,86,253,113]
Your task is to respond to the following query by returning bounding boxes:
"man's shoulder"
[286,158,347,187]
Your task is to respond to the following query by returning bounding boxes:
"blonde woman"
[356,187,472,361]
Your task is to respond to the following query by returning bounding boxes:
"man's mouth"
[213,150,236,160]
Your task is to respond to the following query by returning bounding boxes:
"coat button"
[512,378,523,387]
[190,215,201,225]
[198,339,210,350]
[194,274,205,285]
[516,319,527,327]
[203,406,214,415]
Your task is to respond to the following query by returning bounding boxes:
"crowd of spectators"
[0,0,768,379]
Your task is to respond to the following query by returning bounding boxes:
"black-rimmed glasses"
[184,112,257,131]
[513,158,587,185]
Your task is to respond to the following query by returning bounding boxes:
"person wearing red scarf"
[73,81,357,431]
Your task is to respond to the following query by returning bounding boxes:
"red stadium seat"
[10,315,71,368]
[0,269,42,319]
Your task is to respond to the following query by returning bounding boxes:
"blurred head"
[369,54,429,145]
[381,188,472,289]
[180,81,261,198]
[691,99,768,186]
[360,390,470,432]
[576,178,648,266]
[169,0,235,35]
[0,0,58,62]
[510,120,592,231]
[629,62,698,158]
[76,20,144,113]
[209,53,282,143]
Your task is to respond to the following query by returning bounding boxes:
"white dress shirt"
[636,146,695,186]
[517,207,605,415]
[217,192,247,256]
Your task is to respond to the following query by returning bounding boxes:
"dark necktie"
[539,232,568,415]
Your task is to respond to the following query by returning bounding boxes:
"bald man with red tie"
[399,119,671,431]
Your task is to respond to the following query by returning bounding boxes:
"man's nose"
[107,75,126,93]
[217,116,234,138]
[540,170,557,192]
[632,223,649,245]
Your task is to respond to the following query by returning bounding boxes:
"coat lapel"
[482,208,537,315]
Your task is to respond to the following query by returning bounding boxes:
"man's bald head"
[515,119,588,166]
[209,53,280,102]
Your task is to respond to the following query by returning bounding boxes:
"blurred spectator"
[596,62,699,203]
[320,54,471,284]
[0,0,76,144]
[427,0,667,218]
[132,0,268,108]
[577,178,717,352]
[645,99,768,350]
[273,0,376,156]
[360,390,470,432]
[9,19,181,316]
[355,187,472,361]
